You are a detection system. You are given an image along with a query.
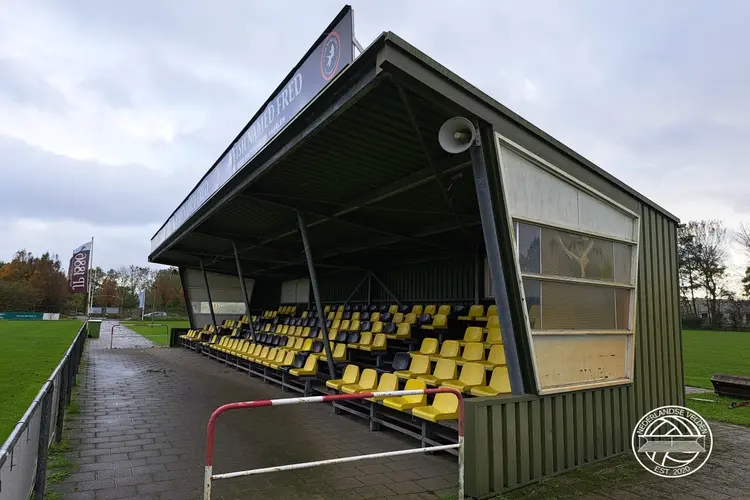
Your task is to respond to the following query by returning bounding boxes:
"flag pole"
[87,237,95,317]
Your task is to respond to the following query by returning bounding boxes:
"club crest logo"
[632,405,713,478]
[321,31,341,81]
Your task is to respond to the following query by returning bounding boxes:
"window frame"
[493,132,641,394]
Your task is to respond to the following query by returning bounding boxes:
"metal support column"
[232,241,257,342]
[200,259,218,331]
[297,212,336,379]
[469,127,524,395]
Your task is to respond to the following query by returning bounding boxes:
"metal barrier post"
[110,324,116,349]
[33,382,53,500]
[55,361,68,443]
[203,388,464,500]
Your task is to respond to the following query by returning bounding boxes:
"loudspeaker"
[438,116,476,154]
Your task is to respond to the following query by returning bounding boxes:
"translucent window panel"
[614,242,634,284]
[522,279,541,329]
[517,223,541,273]
[191,301,246,314]
[540,227,614,281]
[616,288,631,330]
[541,281,617,330]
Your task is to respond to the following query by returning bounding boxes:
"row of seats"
[393,355,510,395]
[326,366,460,422]
[407,342,506,369]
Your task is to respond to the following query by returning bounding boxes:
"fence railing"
[0,322,87,500]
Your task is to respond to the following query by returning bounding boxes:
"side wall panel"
[466,208,683,497]
[371,259,476,303]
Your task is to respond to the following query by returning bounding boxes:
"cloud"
[0,0,748,282]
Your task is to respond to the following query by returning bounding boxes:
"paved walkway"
[51,321,457,499]
[103,321,156,349]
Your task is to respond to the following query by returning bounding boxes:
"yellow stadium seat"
[260,348,279,367]
[394,354,430,380]
[410,338,439,358]
[370,321,384,334]
[485,327,502,347]
[456,342,485,366]
[459,327,484,346]
[411,305,423,316]
[341,368,378,394]
[382,379,427,411]
[478,345,506,370]
[392,312,404,324]
[437,304,451,316]
[485,315,500,330]
[353,332,372,349]
[471,367,512,396]
[458,304,484,321]
[430,340,460,362]
[371,312,381,322]
[441,363,486,393]
[387,323,411,340]
[417,359,457,387]
[404,313,417,325]
[421,313,448,331]
[411,393,459,422]
[360,333,386,352]
[264,349,286,367]
[289,355,319,377]
[366,373,398,401]
[352,312,361,321]
[424,304,436,316]
[326,365,359,390]
[388,305,398,314]
[270,350,295,370]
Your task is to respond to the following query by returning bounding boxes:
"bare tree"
[736,222,750,257]
[687,220,729,328]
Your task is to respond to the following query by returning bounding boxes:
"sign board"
[151,6,355,253]
[89,307,120,314]
[0,312,44,320]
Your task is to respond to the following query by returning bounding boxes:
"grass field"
[0,320,83,442]
[682,329,750,389]
[121,320,191,346]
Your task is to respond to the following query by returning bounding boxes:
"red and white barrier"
[204,388,465,500]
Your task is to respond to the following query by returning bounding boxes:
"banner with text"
[68,241,92,294]
[150,6,354,253]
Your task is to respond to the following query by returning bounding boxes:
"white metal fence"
[0,323,87,500]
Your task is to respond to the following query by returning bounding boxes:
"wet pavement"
[51,321,457,499]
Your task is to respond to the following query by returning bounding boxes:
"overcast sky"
[1,1,748,285]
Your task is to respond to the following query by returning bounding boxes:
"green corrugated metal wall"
[371,259,476,302]
[319,258,477,304]
[465,205,683,497]
[319,271,369,303]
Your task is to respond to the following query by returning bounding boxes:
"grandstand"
[150,9,683,497]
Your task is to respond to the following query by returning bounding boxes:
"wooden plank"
[612,387,622,453]
[505,402,518,487]
[643,207,657,412]
[575,392,585,465]
[662,217,677,405]
[491,404,505,491]
[518,401,530,484]
[604,388,613,457]
[593,390,604,459]
[651,209,665,406]
[530,399,543,480]
[475,405,491,496]
[585,391,595,462]
[554,395,566,473]
[543,397,554,475]
[565,393,576,468]
[463,401,479,496]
